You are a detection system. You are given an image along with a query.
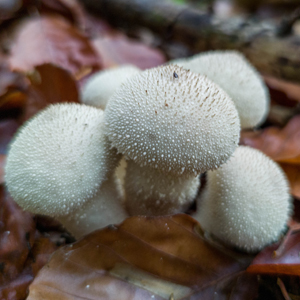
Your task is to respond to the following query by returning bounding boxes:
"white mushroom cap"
[81,65,141,110]
[125,159,200,216]
[194,146,291,252]
[171,51,270,129]
[5,103,121,217]
[105,65,240,176]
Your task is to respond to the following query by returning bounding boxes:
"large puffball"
[125,159,200,216]
[105,65,240,176]
[81,65,141,109]
[5,103,121,217]
[194,146,292,252]
[171,51,269,129]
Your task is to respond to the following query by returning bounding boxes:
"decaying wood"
[80,0,300,83]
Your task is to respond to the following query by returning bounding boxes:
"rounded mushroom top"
[5,103,120,217]
[195,146,291,252]
[171,51,269,129]
[105,65,240,175]
[81,65,141,110]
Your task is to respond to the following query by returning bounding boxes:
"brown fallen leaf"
[241,115,300,164]
[92,33,166,70]
[9,15,101,76]
[20,63,79,122]
[0,185,35,286]
[0,119,19,154]
[247,230,300,276]
[27,214,252,300]
[264,76,300,105]
[37,0,86,29]
[280,164,300,199]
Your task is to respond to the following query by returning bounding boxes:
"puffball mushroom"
[170,51,270,129]
[125,159,200,216]
[5,103,128,238]
[194,146,292,253]
[105,65,241,176]
[81,65,140,110]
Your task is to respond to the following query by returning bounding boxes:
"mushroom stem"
[125,159,200,216]
[59,174,128,238]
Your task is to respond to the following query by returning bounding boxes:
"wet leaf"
[241,115,300,164]
[247,230,300,276]
[20,63,79,122]
[27,214,251,299]
[92,34,166,70]
[9,15,101,76]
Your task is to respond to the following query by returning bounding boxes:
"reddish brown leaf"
[38,0,86,28]
[0,119,19,154]
[9,15,101,76]
[27,214,251,299]
[0,185,35,285]
[92,34,166,70]
[241,115,300,164]
[0,155,6,184]
[264,76,300,105]
[247,230,300,276]
[280,164,300,199]
[20,63,79,122]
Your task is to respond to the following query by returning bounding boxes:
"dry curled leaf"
[27,214,252,300]
[9,15,101,76]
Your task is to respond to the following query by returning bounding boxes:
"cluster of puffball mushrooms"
[5,51,292,253]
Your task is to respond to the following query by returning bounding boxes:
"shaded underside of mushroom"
[194,146,292,252]
[5,103,124,225]
[124,159,200,216]
[105,64,240,176]
[170,51,270,129]
[60,173,127,238]
[81,65,141,110]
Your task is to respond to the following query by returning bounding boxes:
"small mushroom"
[105,65,240,215]
[193,146,292,252]
[81,65,140,110]
[5,103,128,238]
[170,51,270,129]
[125,159,200,216]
